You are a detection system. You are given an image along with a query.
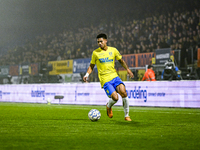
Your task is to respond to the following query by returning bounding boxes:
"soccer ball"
[88,109,101,121]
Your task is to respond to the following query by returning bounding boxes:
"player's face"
[97,38,107,50]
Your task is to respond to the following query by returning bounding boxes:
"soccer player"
[83,33,134,121]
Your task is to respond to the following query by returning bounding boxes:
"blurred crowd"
[0,8,200,66]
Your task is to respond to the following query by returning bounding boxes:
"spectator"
[0,6,199,66]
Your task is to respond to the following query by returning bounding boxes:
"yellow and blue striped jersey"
[90,46,122,87]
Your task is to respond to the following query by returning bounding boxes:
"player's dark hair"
[96,33,107,39]
[148,65,153,69]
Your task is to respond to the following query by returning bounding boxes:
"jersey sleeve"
[90,51,96,64]
[115,48,122,60]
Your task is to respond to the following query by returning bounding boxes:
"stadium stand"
[0,4,199,74]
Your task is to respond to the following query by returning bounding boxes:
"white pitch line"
[51,105,200,115]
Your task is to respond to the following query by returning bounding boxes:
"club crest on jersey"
[109,52,112,56]
[99,57,113,63]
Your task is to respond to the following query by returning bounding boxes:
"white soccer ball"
[88,109,101,121]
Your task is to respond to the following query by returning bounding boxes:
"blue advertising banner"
[73,58,91,73]
[73,58,97,73]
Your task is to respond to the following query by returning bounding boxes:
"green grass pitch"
[0,102,199,150]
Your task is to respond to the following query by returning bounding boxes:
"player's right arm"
[118,58,134,79]
[83,63,95,82]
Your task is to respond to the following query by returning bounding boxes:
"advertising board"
[49,60,73,75]
[0,81,199,108]
[73,58,91,73]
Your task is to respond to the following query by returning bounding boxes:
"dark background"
[0,0,199,52]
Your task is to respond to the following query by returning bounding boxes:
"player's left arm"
[83,63,95,82]
[118,58,134,78]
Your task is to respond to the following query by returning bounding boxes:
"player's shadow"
[110,120,152,127]
[68,119,88,121]
[37,118,88,121]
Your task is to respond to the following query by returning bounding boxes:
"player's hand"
[127,69,134,78]
[83,72,89,82]
[83,76,88,82]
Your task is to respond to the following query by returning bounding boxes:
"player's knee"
[111,93,118,101]
[121,91,127,98]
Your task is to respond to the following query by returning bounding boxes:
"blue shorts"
[103,77,125,98]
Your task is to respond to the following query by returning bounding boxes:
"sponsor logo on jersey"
[99,57,113,63]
